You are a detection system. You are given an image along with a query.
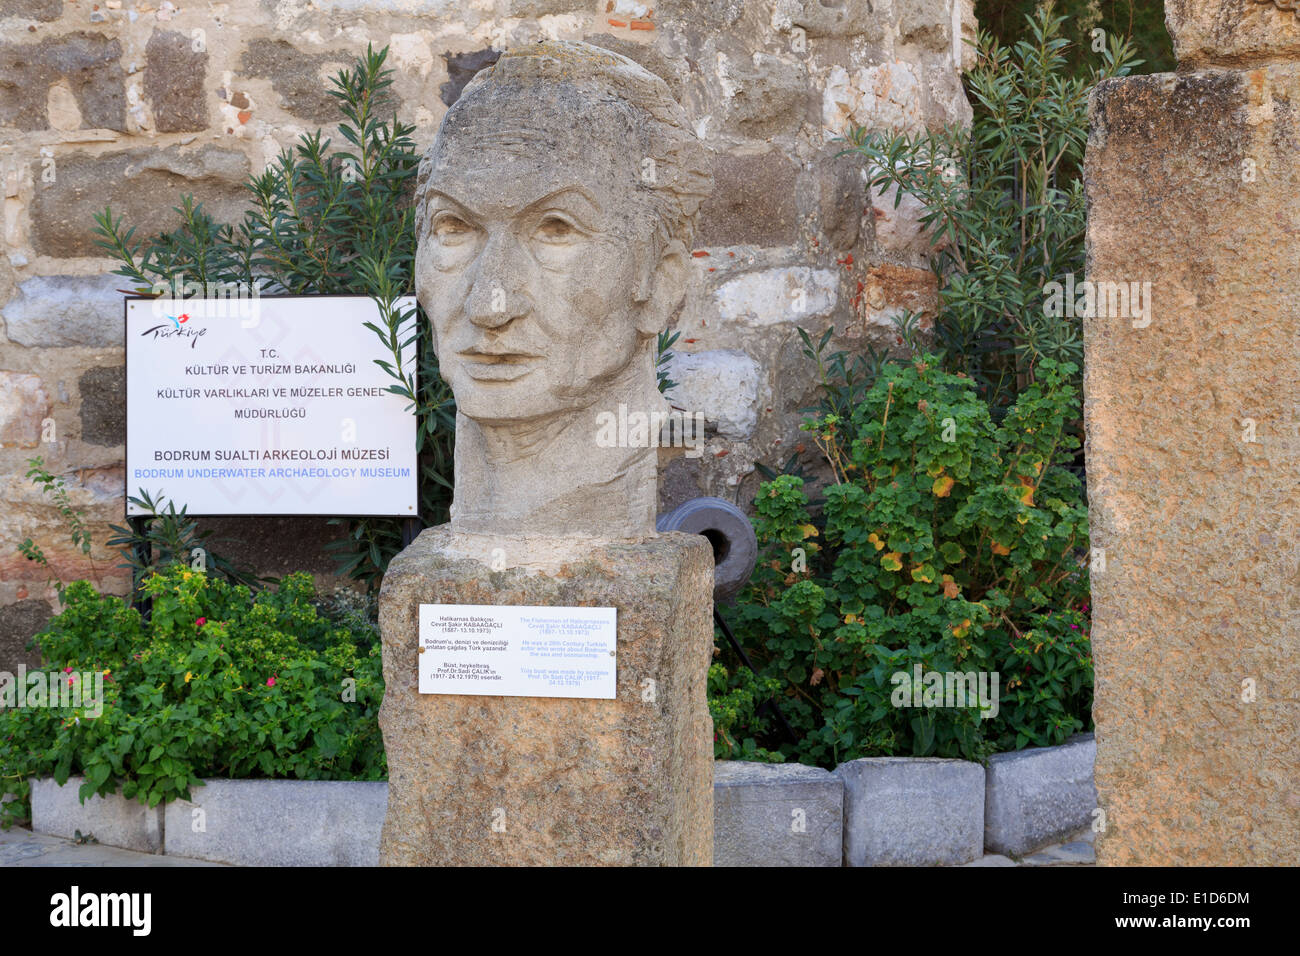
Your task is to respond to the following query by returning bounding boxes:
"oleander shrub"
[843,6,1140,410]
[0,566,384,828]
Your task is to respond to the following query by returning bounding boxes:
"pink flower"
[64,666,73,673]
[196,617,207,628]
[1070,624,1079,630]
[266,676,277,687]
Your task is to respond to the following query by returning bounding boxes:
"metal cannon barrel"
[655,496,758,604]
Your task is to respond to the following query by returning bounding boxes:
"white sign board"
[125,295,417,516]
[418,604,617,699]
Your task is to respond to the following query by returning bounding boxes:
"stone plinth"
[377,526,714,866]
[1085,63,1300,864]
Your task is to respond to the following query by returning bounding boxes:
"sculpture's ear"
[633,238,688,337]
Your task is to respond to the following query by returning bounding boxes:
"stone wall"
[0,0,974,664]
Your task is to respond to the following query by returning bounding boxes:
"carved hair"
[415,41,712,261]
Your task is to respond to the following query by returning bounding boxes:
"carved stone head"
[414,41,711,538]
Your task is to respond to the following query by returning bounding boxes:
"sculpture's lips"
[458,349,542,381]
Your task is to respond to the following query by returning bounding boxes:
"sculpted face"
[416,85,667,425]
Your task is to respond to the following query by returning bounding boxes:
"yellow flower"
[184,671,193,683]
[102,669,111,676]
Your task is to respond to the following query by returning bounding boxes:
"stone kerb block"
[1165,0,1300,65]
[984,734,1097,857]
[31,777,162,853]
[834,757,984,866]
[714,760,843,866]
[163,779,388,866]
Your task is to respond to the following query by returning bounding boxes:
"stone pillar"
[1084,1,1300,864]
[378,529,714,866]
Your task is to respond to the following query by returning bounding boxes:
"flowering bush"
[0,566,384,827]
[712,355,1091,766]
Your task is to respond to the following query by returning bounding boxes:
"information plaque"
[124,294,417,517]
[418,604,617,699]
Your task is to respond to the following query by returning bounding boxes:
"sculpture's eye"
[432,214,474,245]
[533,214,580,244]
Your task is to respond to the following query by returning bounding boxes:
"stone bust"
[414,41,711,539]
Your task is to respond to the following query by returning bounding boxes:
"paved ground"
[0,826,225,867]
[962,827,1096,867]
[2,823,1095,867]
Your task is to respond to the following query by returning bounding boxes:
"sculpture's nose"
[465,229,529,329]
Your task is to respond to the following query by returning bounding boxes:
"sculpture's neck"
[449,362,664,538]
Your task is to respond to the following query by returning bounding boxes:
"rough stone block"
[194,516,348,580]
[823,62,924,137]
[241,39,359,123]
[1166,0,1300,65]
[2,274,124,348]
[1085,64,1300,865]
[0,0,62,20]
[163,780,388,866]
[378,526,715,866]
[896,0,954,53]
[773,0,887,40]
[718,53,808,139]
[31,146,249,258]
[663,349,760,440]
[78,365,123,446]
[984,734,1097,857]
[0,370,50,448]
[697,151,800,248]
[439,47,501,108]
[0,598,52,672]
[816,147,865,251]
[506,0,580,17]
[835,757,984,866]
[31,777,162,853]
[712,267,837,327]
[145,29,208,133]
[869,179,942,260]
[860,264,939,329]
[714,760,842,866]
[0,32,124,132]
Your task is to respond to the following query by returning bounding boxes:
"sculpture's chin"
[455,391,565,426]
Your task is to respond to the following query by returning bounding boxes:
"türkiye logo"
[140,311,207,348]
